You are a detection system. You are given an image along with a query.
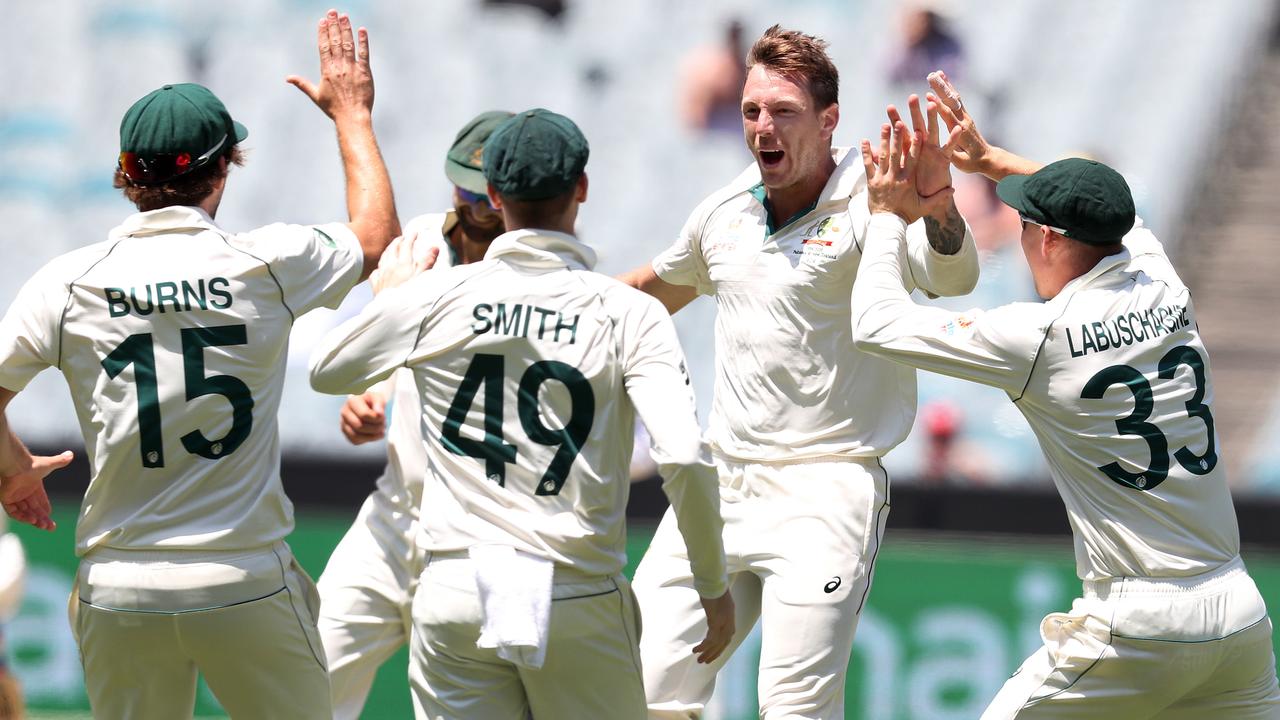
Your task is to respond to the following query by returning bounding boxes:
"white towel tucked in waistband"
[470,545,554,669]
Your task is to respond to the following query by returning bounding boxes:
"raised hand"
[1,450,73,531]
[887,92,952,199]
[340,391,387,445]
[370,233,439,294]
[286,9,375,119]
[862,121,950,224]
[927,70,991,175]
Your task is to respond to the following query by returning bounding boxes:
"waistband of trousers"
[425,549,617,586]
[1083,555,1247,600]
[82,541,287,565]
[712,453,882,470]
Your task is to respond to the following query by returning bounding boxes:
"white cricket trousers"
[633,455,890,719]
[409,553,647,720]
[70,542,331,720]
[982,555,1280,719]
[317,489,424,720]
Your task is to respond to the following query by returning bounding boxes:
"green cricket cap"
[483,108,589,201]
[996,158,1135,245]
[119,83,248,184]
[445,110,515,195]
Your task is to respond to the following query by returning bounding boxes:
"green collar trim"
[748,182,819,236]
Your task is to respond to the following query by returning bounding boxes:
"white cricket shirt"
[654,147,979,462]
[311,229,729,597]
[370,211,457,516]
[0,206,362,556]
[853,214,1240,580]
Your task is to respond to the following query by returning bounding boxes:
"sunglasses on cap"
[118,134,228,185]
[1020,215,1068,235]
[456,187,497,210]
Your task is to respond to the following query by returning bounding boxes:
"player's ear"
[487,183,505,211]
[575,172,588,203]
[820,102,839,140]
[1042,225,1068,261]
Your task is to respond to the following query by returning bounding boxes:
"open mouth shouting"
[760,149,786,168]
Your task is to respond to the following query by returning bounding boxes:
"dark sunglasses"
[457,187,496,210]
[119,134,228,185]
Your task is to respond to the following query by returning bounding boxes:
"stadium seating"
[3,0,1276,486]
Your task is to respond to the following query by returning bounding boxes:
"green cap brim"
[445,159,488,195]
[233,120,249,143]
[995,173,1039,220]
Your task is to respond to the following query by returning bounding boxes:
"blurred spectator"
[918,401,994,486]
[483,0,567,23]
[886,3,964,87]
[954,173,1020,254]
[678,20,748,135]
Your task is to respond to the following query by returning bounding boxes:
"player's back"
[408,232,652,578]
[1022,228,1238,580]
[50,207,360,555]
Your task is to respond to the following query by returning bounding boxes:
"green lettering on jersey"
[105,287,130,318]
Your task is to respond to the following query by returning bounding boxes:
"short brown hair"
[113,146,246,212]
[746,25,839,108]
[495,187,577,229]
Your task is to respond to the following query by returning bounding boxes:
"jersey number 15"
[102,324,254,469]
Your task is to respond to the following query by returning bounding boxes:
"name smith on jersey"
[471,302,581,344]
[1065,301,1191,358]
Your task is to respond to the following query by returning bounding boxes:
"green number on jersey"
[180,325,255,459]
[1079,345,1217,491]
[1158,345,1218,475]
[440,353,595,496]
[100,324,254,468]
[440,353,517,485]
[102,333,164,468]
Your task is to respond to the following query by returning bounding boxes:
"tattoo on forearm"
[924,205,965,255]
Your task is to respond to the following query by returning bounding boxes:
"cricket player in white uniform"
[311,108,736,720]
[0,514,23,718]
[851,72,1280,718]
[0,11,399,718]
[619,26,978,718]
[316,109,512,720]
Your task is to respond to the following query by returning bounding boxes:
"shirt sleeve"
[651,201,714,296]
[0,262,65,392]
[852,214,1048,397]
[902,209,980,298]
[618,289,728,598]
[235,222,364,317]
[309,277,434,396]
[1121,218,1183,289]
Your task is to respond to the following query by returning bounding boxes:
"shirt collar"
[1057,246,1134,298]
[111,205,221,239]
[484,228,597,271]
[743,146,864,234]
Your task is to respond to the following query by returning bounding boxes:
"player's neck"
[450,223,498,265]
[1040,245,1125,299]
[764,155,836,227]
[198,186,225,220]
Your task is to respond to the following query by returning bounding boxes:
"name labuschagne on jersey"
[1064,301,1192,358]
